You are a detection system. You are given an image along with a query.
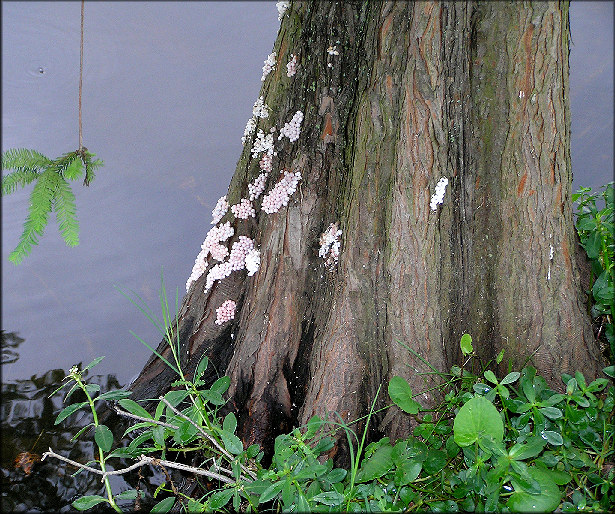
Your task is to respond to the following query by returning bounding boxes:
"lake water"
[1,1,613,386]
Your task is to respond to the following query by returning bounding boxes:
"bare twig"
[113,406,179,430]
[41,448,236,484]
[159,396,257,480]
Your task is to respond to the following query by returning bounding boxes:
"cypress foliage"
[1,148,102,264]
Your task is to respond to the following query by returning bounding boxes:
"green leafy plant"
[43,284,615,512]
[1,147,102,264]
[573,182,615,360]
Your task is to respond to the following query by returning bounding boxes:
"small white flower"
[327,45,339,56]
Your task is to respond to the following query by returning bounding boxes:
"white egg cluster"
[249,172,268,201]
[278,111,304,142]
[245,248,261,277]
[215,299,237,325]
[261,170,301,214]
[230,198,256,219]
[261,52,276,81]
[252,96,270,119]
[286,54,297,77]
[251,129,276,158]
[242,116,257,145]
[319,222,342,270]
[276,0,289,20]
[211,195,229,224]
[229,236,256,271]
[430,177,449,211]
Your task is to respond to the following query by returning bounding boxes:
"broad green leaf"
[94,424,113,452]
[151,496,175,513]
[186,498,204,513]
[55,402,88,424]
[327,467,347,483]
[539,406,563,419]
[355,444,394,483]
[210,375,231,395]
[423,449,447,475]
[208,488,234,509]
[96,390,133,402]
[72,495,108,510]
[195,354,209,379]
[460,333,473,355]
[501,371,520,385]
[484,370,498,384]
[164,389,189,407]
[115,489,141,500]
[201,389,224,406]
[453,396,503,447]
[84,384,100,397]
[312,491,345,506]
[541,430,563,446]
[396,460,422,485]
[507,467,562,512]
[602,365,615,378]
[509,436,547,461]
[219,429,243,455]
[259,481,285,504]
[388,376,420,414]
[496,348,505,364]
[83,356,105,372]
[118,398,152,419]
[223,412,237,434]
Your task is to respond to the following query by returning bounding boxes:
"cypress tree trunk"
[129,0,605,457]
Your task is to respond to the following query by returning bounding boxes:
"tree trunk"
[129,0,605,459]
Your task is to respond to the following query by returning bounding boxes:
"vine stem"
[78,0,84,151]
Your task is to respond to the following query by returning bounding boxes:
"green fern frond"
[9,169,57,264]
[53,175,79,247]
[2,148,51,172]
[4,146,103,263]
[54,152,84,182]
[2,168,40,195]
[81,150,102,186]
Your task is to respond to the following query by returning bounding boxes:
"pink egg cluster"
[231,198,256,219]
[215,299,237,325]
[211,195,229,224]
[249,172,268,201]
[186,221,235,291]
[261,170,302,214]
[205,261,233,292]
[229,236,256,271]
[278,111,304,142]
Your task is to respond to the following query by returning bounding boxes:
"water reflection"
[0,345,147,512]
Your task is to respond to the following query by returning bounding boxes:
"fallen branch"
[41,448,236,484]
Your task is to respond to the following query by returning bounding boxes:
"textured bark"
[129,1,605,460]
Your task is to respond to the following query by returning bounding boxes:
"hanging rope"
[78,0,84,151]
